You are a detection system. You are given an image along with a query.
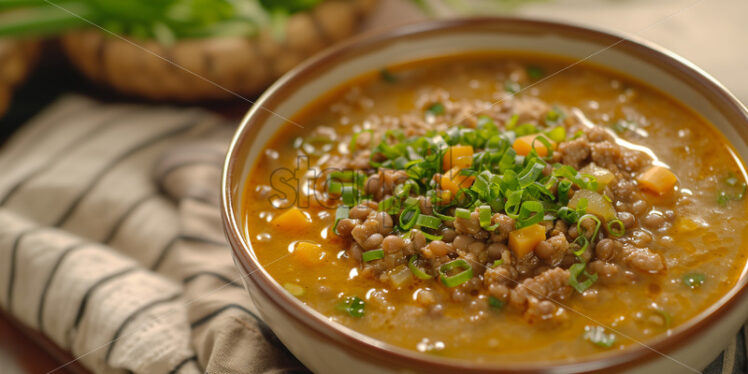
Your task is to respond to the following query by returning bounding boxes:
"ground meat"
[535,233,569,266]
[513,97,549,124]
[508,267,571,311]
[558,137,590,169]
[585,126,614,143]
[490,213,514,242]
[590,141,623,171]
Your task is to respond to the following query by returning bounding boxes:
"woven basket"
[60,0,376,102]
[0,39,39,116]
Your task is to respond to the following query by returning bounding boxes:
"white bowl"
[222,17,748,373]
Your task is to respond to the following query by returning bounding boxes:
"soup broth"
[242,54,748,362]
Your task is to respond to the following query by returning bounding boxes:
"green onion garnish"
[283,283,305,297]
[337,296,365,318]
[380,68,397,83]
[526,65,544,80]
[416,215,441,229]
[488,296,505,310]
[439,259,473,288]
[408,255,432,280]
[583,325,616,348]
[399,205,420,230]
[328,180,342,195]
[433,210,456,221]
[504,190,523,219]
[421,231,443,241]
[717,172,747,206]
[546,126,566,142]
[478,205,493,229]
[426,102,445,116]
[577,214,602,240]
[491,259,504,268]
[362,249,384,262]
[683,272,706,289]
[606,219,625,237]
[572,235,589,258]
[454,208,472,220]
[341,185,358,207]
[569,263,597,293]
[517,201,544,228]
[557,180,572,205]
[332,205,349,235]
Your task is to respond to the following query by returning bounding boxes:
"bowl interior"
[223,17,748,371]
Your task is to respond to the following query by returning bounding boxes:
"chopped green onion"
[478,205,493,229]
[421,231,443,241]
[514,123,538,136]
[584,325,616,348]
[504,190,523,219]
[332,205,350,235]
[577,214,602,240]
[651,308,672,329]
[328,180,342,195]
[362,249,384,262]
[504,80,520,94]
[433,211,455,221]
[505,114,519,130]
[717,172,747,206]
[416,215,441,229]
[283,283,305,297]
[455,208,472,220]
[408,255,433,280]
[606,219,625,237]
[337,296,365,318]
[517,201,544,228]
[439,259,473,288]
[488,296,505,310]
[399,204,420,230]
[557,206,578,224]
[569,262,597,293]
[526,65,544,80]
[380,68,397,83]
[546,126,566,142]
[572,235,589,258]
[426,102,445,116]
[531,135,554,158]
[341,185,357,206]
[518,161,545,187]
[491,259,504,268]
[683,272,706,289]
[557,180,572,205]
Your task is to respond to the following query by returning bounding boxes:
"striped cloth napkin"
[0,94,744,373]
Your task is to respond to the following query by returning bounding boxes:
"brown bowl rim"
[222,16,748,373]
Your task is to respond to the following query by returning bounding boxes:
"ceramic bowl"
[222,17,748,373]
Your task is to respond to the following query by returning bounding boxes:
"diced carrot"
[512,134,556,157]
[293,241,325,266]
[636,165,677,195]
[272,207,311,231]
[508,224,546,258]
[443,145,474,171]
[440,167,475,196]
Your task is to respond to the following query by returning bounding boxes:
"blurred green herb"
[0,0,323,43]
